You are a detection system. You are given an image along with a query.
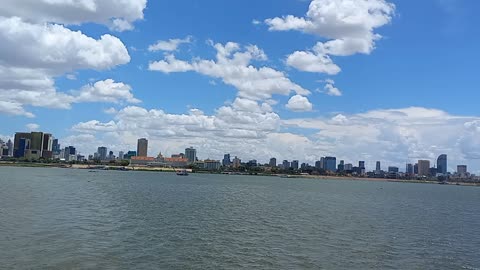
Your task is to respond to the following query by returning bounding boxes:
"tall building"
[437,154,447,175]
[223,154,231,167]
[291,160,299,170]
[52,139,61,155]
[7,139,13,157]
[269,157,277,167]
[232,156,241,168]
[109,151,114,160]
[320,157,325,169]
[97,147,107,160]
[388,166,399,173]
[118,151,124,160]
[338,160,345,172]
[414,163,419,174]
[137,138,148,157]
[457,165,467,175]
[418,160,431,176]
[282,160,290,169]
[324,157,337,172]
[42,133,53,159]
[185,147,197,164]
[406,163,414,175]
[345,163,353,171]
[359,161,365,170]
[376,161,381,172]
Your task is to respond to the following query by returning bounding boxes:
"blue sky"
[1,0,479,172]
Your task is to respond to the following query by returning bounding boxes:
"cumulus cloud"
[26,123,40,131]
[266,0,395,73]
[149,41,310,101]
[323,79,342,96]
[0,0,147,31]
[286,95,313,112]
[67,105,480,173]
[74,79,141,104]
[0,16,131,117]
[149,36,193,52]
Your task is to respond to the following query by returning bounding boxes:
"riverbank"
[1,162,478,186]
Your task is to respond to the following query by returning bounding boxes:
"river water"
[0,167,479,269]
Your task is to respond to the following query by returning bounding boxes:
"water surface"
[0,167,479,269]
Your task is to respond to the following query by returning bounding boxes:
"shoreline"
[1,163,478,187]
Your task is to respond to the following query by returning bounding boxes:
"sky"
[1,0,480,173]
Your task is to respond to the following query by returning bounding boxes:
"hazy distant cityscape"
[1,131,478,184]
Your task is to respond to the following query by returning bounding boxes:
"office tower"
[185,147,197,164]
[345,163,353,171]
[418,160,430,176]
[223,154,232,167]
[109,151,114,160]
[269,157,277,167]
[457,165,467,175]
[30,132,44,156]
[42,133,53,159]
[7,139,13,157]
[324,157,337,172]
[376,161,381,172]
[52,139,61,155]
[359,161,365,170]
[14,132,31,158]
[118,151,124,160]
[437,154,447,175]
[406,163,414,175]
[283,160,290,169]
[97,147,107,160]
[291,160,299,170]
[315,160,322,169]
[414,163,419,174]
[125,151,137,160]
[320,157,325,169]
[137,138,148,157]
[232,156,241,168]
[338,160,345,172]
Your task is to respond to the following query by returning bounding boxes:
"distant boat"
[176,169,189,176]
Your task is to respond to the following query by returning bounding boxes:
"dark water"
[0,167,479,269]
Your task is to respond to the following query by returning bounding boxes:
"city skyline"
[1,1,480,172]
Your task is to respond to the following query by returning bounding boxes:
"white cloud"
[0,101,35,118]
[252,19,261,25]
[26,123,40,131]
[286,95,313,112]
[148,36,192,52]
[149,41,310,101]
[266,0,395,73]
[67,105,480,173]
[0,17,131,116]
[0,0,147,31]
[104,107,118,114]
[324,79,342,96]
[74,79,141,104]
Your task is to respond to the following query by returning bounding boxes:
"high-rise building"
[232,156,241,168]
[388,166,399,173]
[7,139,13,157]
[223,154,231,167]
[359,161,365,170]
[418,160,431,176]
[109,151,114,160]
[118,151,124,160]
[269,157,277,167]
[185,147,197,164]
[291,160,299,170]
[320,157,325,169]
[52,139,61,155]
[97,147,107,160]
[376,161,381,172]
[406,163,414,175]
[338,160,345,172]
[324,157,337,172]
[414,163,419,174]
[344,163,353,171]
[42,133,53,159]
[315,160,322,169]
[283,160,290,169]
[457,165,467,175]
[137,138,148,157]
[437,154,447,175]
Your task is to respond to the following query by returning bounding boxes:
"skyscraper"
[282,160,290,169]
[457,165,467,175]
[118,151,124,160]
[185,147,197,164]
[437,154,447,175]
[97,147,107,160]
[137,138,148,157]
[269,157,277,167]
[52,139,60,155]
[232,156,241,168]
[7,139,13,157]
[324,157,337,172]
[406,163,414,175]
[223,154,231,167]
[376,161,381,172]
[338,160,345,172]
[359,161,365,170]
[418,160,430,176]
[291,160,299,170]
